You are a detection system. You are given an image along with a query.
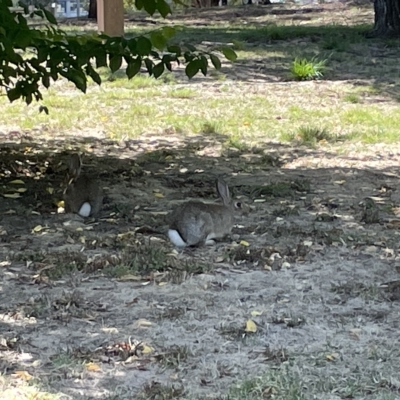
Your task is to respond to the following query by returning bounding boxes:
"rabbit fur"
[168,179,244,247]
[63,153,103,217]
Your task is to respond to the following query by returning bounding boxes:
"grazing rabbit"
[63,153,103,218]
[168,179,245,247]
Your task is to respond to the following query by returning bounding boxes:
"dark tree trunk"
[372,0,400,36]
[88,0,97,20]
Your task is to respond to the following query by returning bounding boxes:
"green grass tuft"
[290,57,327,81]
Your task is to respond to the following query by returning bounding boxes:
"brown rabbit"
[168,179,246,247]
[63,153,103,217]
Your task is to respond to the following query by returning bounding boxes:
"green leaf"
[61,69,87,93]
[41,75,50,88]
[144,58,154,75]
[109,54,122,73]
[14,29,32,48]
[156,0,171,17]
[150,31,166,51]
[127,38,137,53]
[153,62,164,78]
[167,45,181,56]
[86,64,102,85]
[135,0,144,9]
[221,47,237,62]
[143,0,156,16]
[39,105,49,114]
[95,51,107,68]
[185,43,196,52]
[126,58,142,79]
[210,54,221,70]
[199,55,208,76]
[7,88,21,102]
[162,26,176,39]
[42,7,57,24]
[185,60,199,79]
[137,36,152,56]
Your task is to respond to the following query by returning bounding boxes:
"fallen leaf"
[240,240,250,247]
[141,345,154,354]
[13,370,33,381]
[133,319,153,328]
[245,319,257,333]
[16,188,27,193]
[118,274,142,281]
[154,192,164,198]
[47,187,54,194]
[326,353,339,362]
[4,209,16,215]
[349,328,361,339]
[251,310,262,317]
[158,282,168,286]
[3,193,21,199]
[9,179,25,185]
[32,225,44,233]
[86,362,101,372]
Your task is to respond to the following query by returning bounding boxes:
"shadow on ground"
[1,130,400,398]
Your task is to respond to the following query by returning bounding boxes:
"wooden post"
[97,0,124,37]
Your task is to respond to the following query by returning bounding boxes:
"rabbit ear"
[216,179,231,206]
[67,153,82,178]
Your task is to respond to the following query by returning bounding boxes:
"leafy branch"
[0,0,237,106]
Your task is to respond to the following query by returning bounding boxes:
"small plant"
[296,126,333,145]
[290,57,327,81]
[343,93,361,103]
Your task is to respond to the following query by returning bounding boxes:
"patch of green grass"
[199,121,221,135]
[290,57,327,81]
[343,93,361,103]
[49,352,86,380]
[284,126,333,146]
[226,364,305,400]
[156,345,191,369]
[104,246,171,277]
[136,382,185,400]
[168,87,197,99]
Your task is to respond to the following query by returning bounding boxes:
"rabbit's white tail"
[79,202,92,218]
[168,229,187,247]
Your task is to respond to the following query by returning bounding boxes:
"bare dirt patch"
[1,130,400,399]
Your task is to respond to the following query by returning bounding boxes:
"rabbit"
[167,178,246,247]
[63,153,103,218]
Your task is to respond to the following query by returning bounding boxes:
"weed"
[292,126,333,146]
[344,93,361,103]
[137,382,185,400]
[156,345,191,369]
[227,364,305,400]
[290,57,327,81]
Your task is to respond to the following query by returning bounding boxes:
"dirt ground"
[2,3,400,400]
[2,129,400,399]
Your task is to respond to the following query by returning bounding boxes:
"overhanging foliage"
[0,0,237,107]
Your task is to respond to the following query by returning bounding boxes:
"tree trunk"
[88,0,97,20]
[371,0,400,37]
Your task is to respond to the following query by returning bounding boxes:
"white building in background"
[53,0,88,17]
